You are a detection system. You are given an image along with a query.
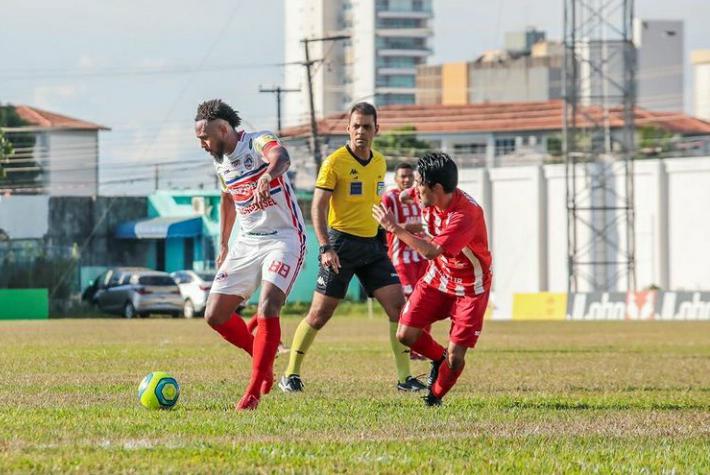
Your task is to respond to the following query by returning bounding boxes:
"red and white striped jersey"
[421,189,492,296]
[381,187,425,266]
[214,130,305,242]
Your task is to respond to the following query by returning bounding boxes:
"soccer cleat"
[278,374,304,393]
[428,351,447,388]
[396,376,427,392]
[236,393,260,411]
[423,391,442,407]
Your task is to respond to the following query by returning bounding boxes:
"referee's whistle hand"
[322,250,341,274]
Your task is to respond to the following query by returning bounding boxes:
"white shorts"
[210,236,306,299]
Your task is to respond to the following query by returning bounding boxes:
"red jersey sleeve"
[381,190,395,213]
[432,210,477,257]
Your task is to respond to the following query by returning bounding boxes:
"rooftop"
[281,100,710,138]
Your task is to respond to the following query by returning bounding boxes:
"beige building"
[691,50,710,121]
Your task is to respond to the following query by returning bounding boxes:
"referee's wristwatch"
[319,244,333,254]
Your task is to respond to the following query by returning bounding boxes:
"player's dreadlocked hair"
[416,152,458,193]
[195,99,241,128]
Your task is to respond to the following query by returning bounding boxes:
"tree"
[374,125,431,169]
[0,105,39,192]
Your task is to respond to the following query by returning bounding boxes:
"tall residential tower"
[283,0,434,127]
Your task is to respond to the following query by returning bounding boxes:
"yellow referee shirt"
[315,144,387,238]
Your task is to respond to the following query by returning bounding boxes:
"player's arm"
[403,221,423,234]
[254,143,290,206]
[217,190,237,268]
[312,188,341,273]
[372,204,442,260]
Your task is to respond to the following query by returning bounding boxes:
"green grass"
[0,316,708,474]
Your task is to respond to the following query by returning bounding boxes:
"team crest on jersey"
[233,183,253,201]
[244,155,255,170]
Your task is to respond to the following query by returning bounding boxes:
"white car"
[170,270,215,318]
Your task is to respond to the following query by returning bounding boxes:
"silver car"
[171,270,215,318]
[93,269,184,318]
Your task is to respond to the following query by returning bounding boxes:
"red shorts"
[394,260,428,297]
[400,280,490,348]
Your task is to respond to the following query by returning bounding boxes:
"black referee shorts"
[316,228,400,299]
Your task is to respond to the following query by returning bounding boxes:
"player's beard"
[210,143,225,161]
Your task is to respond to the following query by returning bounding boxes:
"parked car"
[171,270,215,318]
[84,268,184,318]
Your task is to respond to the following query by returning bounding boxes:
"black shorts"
[316,229,400,299]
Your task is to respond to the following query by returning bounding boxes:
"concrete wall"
[452,156,710,318]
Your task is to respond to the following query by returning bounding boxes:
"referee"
[279,102,426,393]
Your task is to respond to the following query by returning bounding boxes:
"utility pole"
[154,164,159,191]
[258,86,300,134]
[300,34,350,173]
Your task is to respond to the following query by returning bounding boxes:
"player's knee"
[397,327,418,346]
[204,305,228,327]
[258,298,282,317]
[306,309,330,330]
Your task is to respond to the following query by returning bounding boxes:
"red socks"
[410,330,446,362]
[211,312,253,356]
[243,316,281,400]
[432,360,465,399]
[246,315,258,334]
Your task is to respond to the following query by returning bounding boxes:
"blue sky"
[1,0,708,193]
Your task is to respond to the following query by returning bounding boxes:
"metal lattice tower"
[563,0,637,293]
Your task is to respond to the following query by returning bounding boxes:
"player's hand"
[254,173,272,206]
[399,187,414,204]
[321,249,341,274]
[216,244,229,268]
[372,204,397,232]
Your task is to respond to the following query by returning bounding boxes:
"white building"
[283,0,433,127]
[1,105,109,196]
[691,50,710,121]
[633,19,684,112]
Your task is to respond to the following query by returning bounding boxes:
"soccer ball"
[138,371,180,409]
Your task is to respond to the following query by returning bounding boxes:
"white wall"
[443,156,710,317]
[665,158,710,289]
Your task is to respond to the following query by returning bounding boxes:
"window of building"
[453,143,487,155]
[495,138,516,156]
[376,93,416,105]
[377,75,416,88]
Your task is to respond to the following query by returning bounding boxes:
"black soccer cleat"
[396,376,427,392]
[423,391,442,407]
[428,351,447,388]
[278,374,304,393]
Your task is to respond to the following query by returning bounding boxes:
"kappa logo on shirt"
[349,168,358,176]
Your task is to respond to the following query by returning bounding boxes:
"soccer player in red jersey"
[380,162,430,360]
[373,152,492,406]
[381,163,428,298]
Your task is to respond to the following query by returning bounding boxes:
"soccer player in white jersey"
[194,99,306,411]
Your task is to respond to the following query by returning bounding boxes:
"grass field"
[0,314,708,473]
